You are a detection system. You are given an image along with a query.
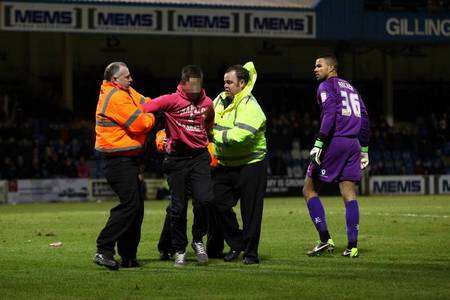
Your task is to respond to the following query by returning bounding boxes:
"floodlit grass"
[1,196,450,299]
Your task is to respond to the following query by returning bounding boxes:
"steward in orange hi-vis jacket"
[95,80,155,156]
[93,62,155,270]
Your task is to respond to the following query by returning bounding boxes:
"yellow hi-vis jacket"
[212,62,267,167]
[95,81,155,156]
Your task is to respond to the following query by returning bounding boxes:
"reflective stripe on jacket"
[212,62,267,167]
[95,81,155,156]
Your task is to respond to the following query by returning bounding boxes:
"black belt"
[168,147,206,157]
[101,154,139,161]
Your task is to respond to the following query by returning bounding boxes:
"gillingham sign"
[363,12,449,42]
[386,17,450,37]
[0,1,316,38]
[266,176,304,196]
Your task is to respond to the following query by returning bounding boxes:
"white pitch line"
[328,211,449,219]
[89,211,450,219]
[369,212,449,219]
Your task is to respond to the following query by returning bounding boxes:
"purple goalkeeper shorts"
[306,136,361,183]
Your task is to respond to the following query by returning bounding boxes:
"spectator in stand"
[76,156,91,178]
[30,157,46,179]
[2,157,17,179]
[15,155,30,179]
[47,153,63,178]
[62,157,77,178]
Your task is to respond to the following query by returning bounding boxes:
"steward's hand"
[155,129,167,153]
[360,146,369,170]
[207,142,218,168]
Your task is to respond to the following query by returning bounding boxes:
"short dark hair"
[225,65,250,83]
[319,54,338,71]
[104,62,127,81]
[181,65,203,83]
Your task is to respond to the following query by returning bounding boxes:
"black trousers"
[163,149,213,252]
[96,156,144,259]
[158,204,202,253]
[209,159,267,259]
[158,178,194,253]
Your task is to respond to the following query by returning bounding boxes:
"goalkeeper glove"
[360,146,369,170]
[310,138,324,165]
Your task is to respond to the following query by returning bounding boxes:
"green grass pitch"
[1,195,449,299]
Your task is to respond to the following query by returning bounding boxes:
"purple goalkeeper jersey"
[316,76,370,146]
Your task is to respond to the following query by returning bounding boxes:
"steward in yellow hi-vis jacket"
[93,62,155,270]
[211,63,266,167]
[207,62,268,264]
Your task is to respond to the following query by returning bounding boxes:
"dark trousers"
[209,159,267,259]
[96,156,144,259]
[158,204,202,253]
[163,149,213,252]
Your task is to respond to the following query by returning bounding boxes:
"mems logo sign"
[0,1,316,38]
[370,176,425,195]
[245,11,315,38]
[167,9,239,35]
[1,2,82,31]
[87,7,162,33]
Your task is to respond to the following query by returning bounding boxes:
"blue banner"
[363,12,450,42]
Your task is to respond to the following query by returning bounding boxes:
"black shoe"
[242,256,260,265]
[159,251,173,261]
[120,258,140,268]
[93,253,119,270]
[224,250,241,262]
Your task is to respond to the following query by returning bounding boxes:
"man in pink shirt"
[142,65,214,267]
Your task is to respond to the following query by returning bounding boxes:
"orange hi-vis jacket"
[95,81,155,156]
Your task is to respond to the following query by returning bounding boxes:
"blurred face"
[182,77,202,100]
[112,66,132,90]
[224,71,246,98]
[314,58,335,81]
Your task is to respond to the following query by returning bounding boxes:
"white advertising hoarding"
[89,179,116,199]
[7,179,89,204]
[438,175,450,194]
[0,180,7,203]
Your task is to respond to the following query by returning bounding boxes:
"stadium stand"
[0,83,448,180]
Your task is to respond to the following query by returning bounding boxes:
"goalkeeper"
[304,55,370,258]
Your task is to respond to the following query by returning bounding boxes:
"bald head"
[104,62,127,81]
[103,62,132,90]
